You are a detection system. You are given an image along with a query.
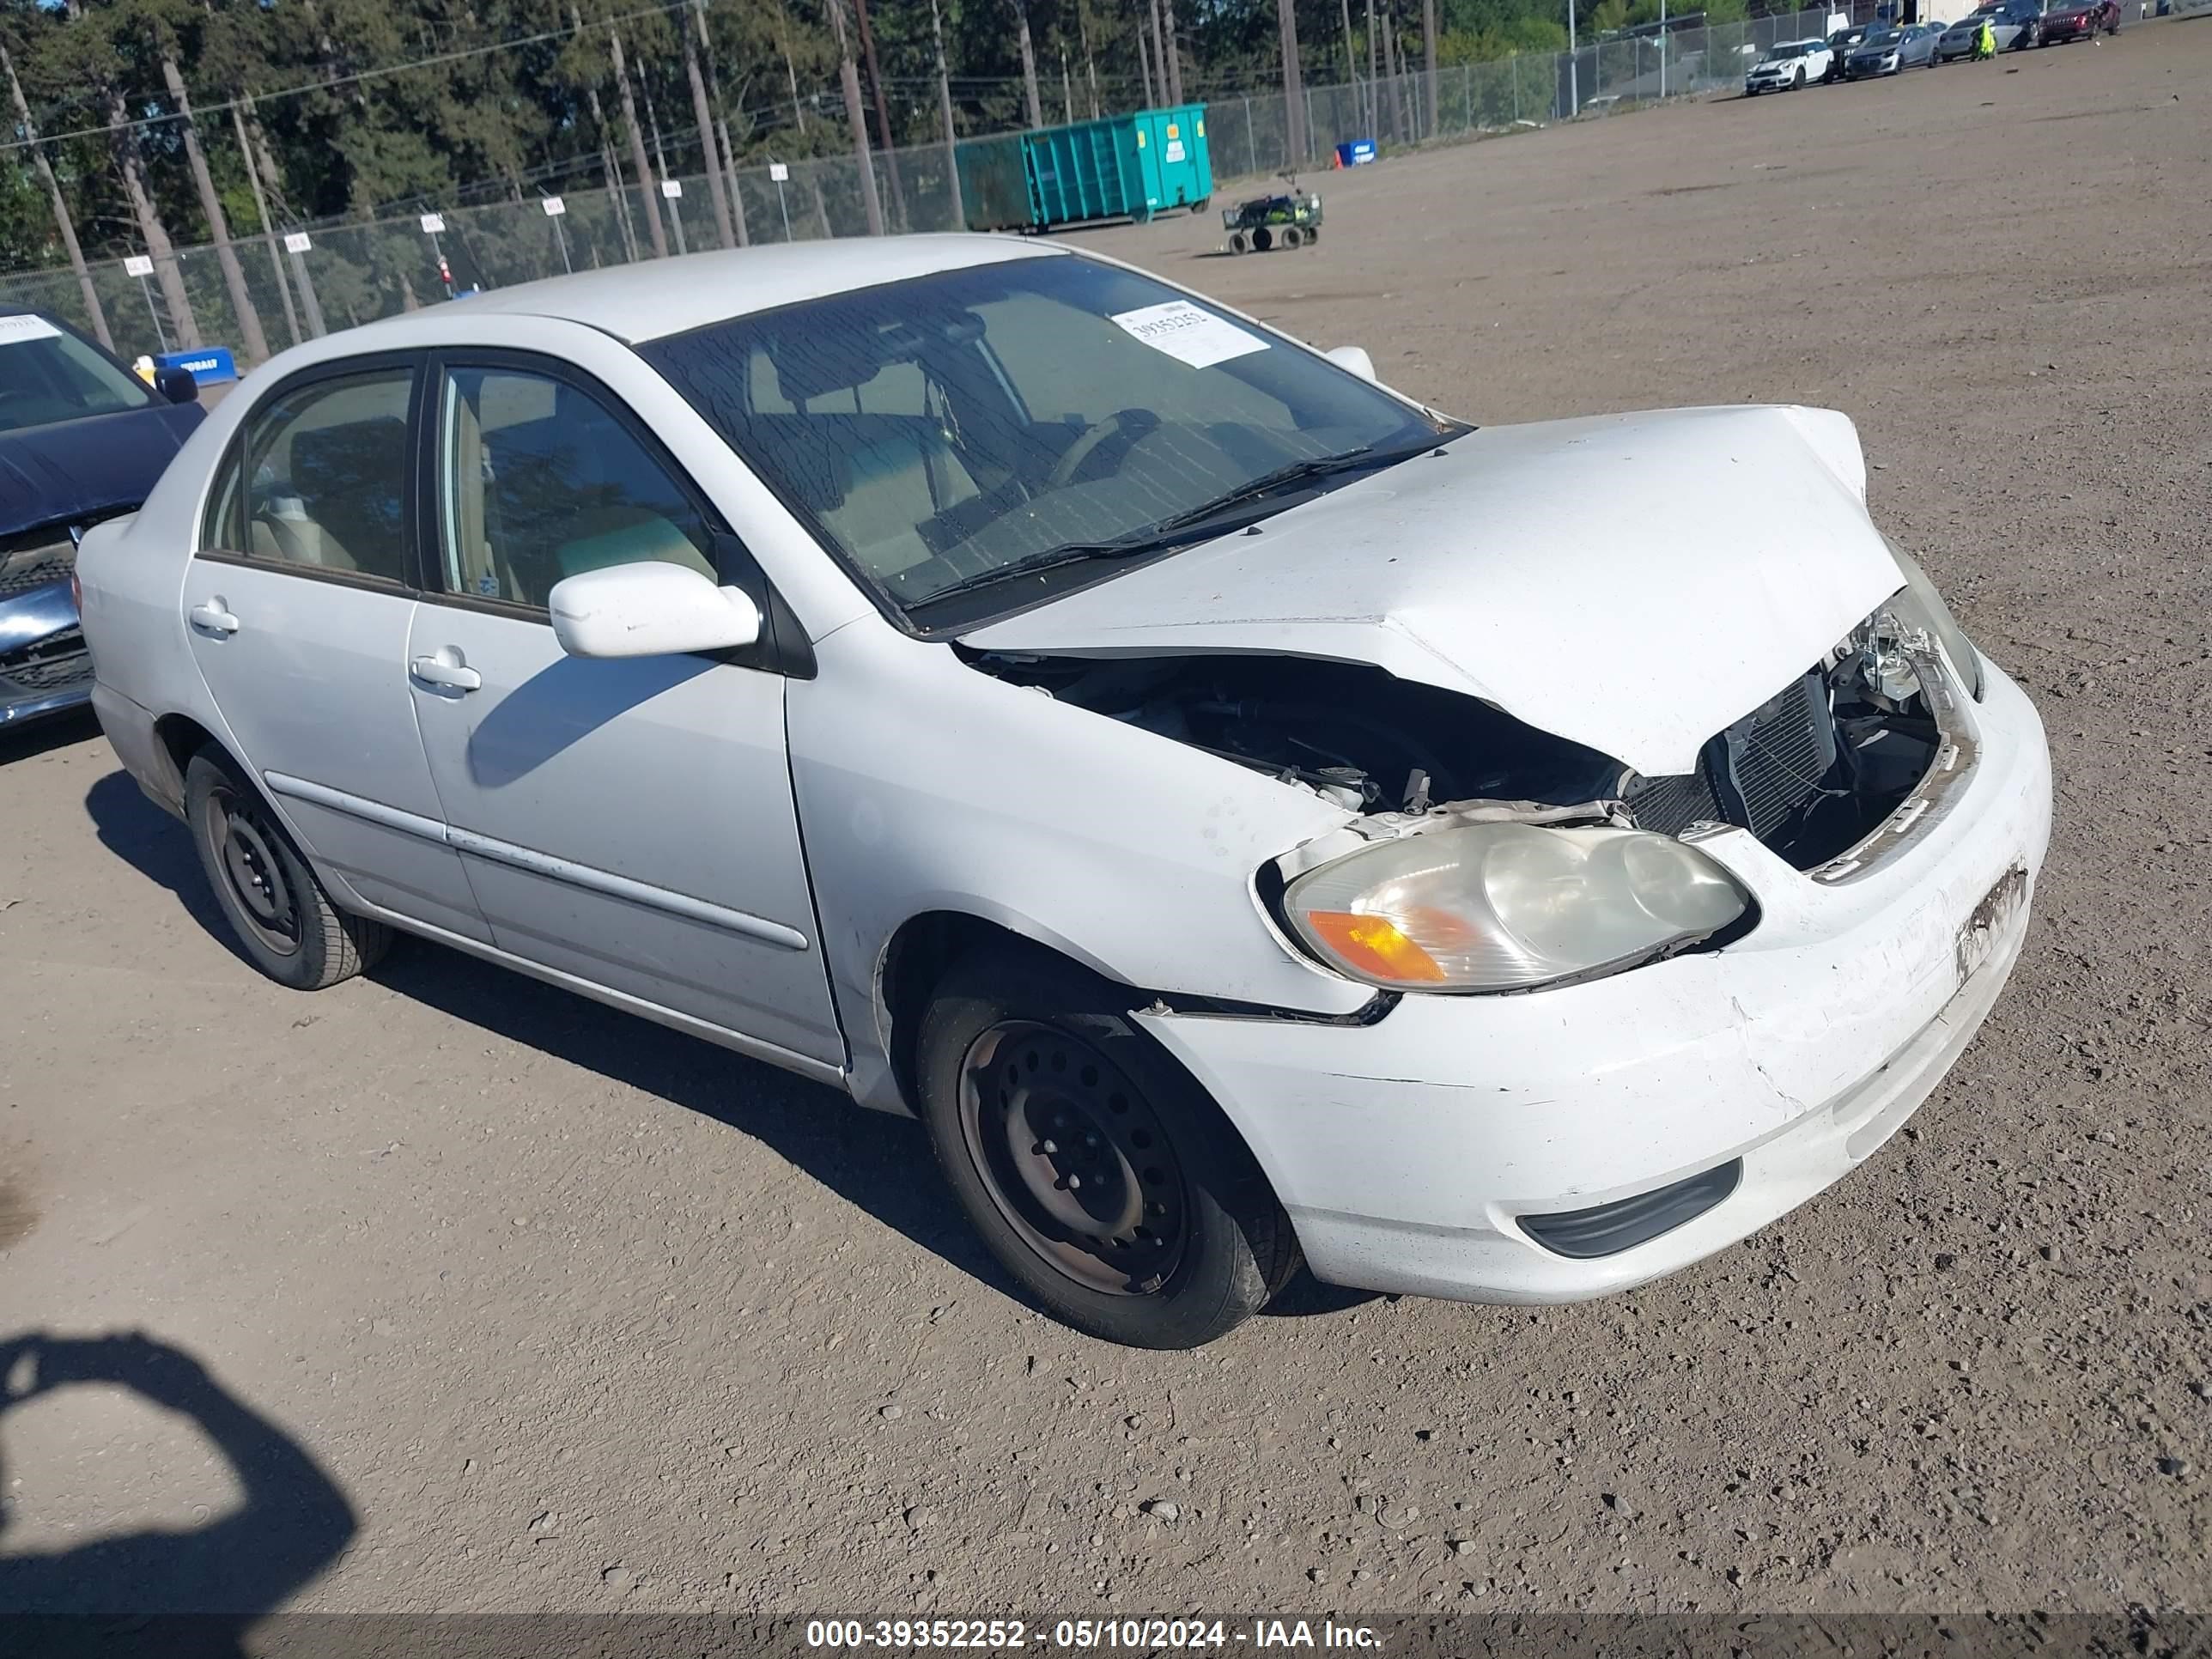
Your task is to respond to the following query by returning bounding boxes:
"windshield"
[1863,28,1905,44]
[0,313,154,434]
[1767,40,1815,56]
[640,255,1450,622]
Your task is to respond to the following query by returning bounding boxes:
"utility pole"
[932,0,963,226]
[1277,0,1307,161]
[1566,0,1578,117]
[1014,1,1044,128]
[229,100,300,349]
[827,0,886,234]
[683,0,736,247]
[158,51,266,361]
[1423,0,1437,138]
[609,28,668,255]
[852,0,908,227]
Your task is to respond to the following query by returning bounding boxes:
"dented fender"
[785,623,1373,1111]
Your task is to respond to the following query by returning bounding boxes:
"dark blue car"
[2,304,204,732]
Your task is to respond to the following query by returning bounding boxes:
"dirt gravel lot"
[4,20,2210,1625]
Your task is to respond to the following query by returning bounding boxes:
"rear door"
[185,355,489,941]
[402,350,842,1066]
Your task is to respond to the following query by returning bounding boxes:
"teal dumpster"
[957,106,1212,233]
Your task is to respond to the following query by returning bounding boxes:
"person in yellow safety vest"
[1975,15,1997,55]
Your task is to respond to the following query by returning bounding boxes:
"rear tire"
[915,945,1300,1349]
[1227,228,1250,254]
[185,747,390,991]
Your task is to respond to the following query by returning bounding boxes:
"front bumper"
[0,577,93,730]
[1136,661,2052,1303]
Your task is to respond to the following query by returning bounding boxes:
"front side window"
[640,256,1453,624]
[0,312,155,434]
[206,368,414,584]
[435,366,717,609]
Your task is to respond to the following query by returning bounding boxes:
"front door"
[404,355,842,1067]
[185,356,489,942]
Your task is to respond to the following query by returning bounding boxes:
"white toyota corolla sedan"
[76,237,2051,1348]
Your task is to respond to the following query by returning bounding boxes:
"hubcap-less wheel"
[957,1020,1188,1297]
[203,782,301,957]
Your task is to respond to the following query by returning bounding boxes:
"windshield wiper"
[913,524,1224,608]
[1146,440,1434,533]
[912,437,1445,611]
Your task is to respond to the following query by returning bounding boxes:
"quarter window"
[435,366,717,609]
[210,368,414,584]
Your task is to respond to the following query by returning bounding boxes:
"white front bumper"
[1136,663,2053,1303]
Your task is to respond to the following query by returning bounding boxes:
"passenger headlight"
[1283,823,1752,993]
[1884,541,1985,701]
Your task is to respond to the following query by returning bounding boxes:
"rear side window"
[203,368,415,586]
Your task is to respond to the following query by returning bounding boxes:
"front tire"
[185,747,390,990]
[915,947,1299,1349]
[1794,65,1808,86]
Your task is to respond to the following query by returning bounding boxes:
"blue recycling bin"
[1335,139,1377,167]
[152,346,238,386]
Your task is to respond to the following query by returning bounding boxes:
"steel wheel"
[201,778,301,958]
[957,1019,1189,1297]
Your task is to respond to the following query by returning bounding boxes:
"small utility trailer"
[1221,176,1324,253]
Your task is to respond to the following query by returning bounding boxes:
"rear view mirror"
[153,366,200,404]
[548,562,763,659]
[1324,345,1377,383]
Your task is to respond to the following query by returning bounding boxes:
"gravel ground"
[3,21,2209,1624]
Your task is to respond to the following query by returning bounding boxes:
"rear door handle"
[190,598,240,636]
[410,651,482,692]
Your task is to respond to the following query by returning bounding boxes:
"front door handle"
[410,650,482,692]
[190,598,240,636]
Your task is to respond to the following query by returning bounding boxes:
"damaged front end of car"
[968,574,1976,994]
[0,526,96,728]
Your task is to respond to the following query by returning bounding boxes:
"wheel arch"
[873,908,1135,1118]
[149,712,223,811]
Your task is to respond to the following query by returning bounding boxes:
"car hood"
[0,402,204,540]
[959,404,1906,779]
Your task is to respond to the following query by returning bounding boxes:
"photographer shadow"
[0,1330,356,1657]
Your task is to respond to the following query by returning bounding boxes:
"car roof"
[388,234,1067,346]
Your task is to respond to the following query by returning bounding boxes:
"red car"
[2039,0,2119,39]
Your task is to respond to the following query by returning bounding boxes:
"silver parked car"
[1844,22,1943,73]
[76,240,2050,1348]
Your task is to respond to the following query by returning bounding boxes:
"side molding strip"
[264,770,811,953]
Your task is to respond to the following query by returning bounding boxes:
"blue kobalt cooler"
[151,346,238,386]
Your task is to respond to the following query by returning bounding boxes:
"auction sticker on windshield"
[0,314,64,347]
[1110,300,1267,368]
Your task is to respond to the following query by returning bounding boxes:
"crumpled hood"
[0,402,203,540]
[960,404,1907,778]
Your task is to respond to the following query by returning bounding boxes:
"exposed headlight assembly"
[1283,823,1752,993]
[1884,541,1984,701]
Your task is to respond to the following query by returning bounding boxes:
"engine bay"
[969,629,1946,874]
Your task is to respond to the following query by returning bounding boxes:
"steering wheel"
[1045,408,1158,489]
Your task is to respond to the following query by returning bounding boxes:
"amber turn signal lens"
[1302,910,1449,984]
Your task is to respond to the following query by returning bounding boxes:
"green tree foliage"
[3,0,1776,277]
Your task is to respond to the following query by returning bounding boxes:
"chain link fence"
[3,5,1852,367]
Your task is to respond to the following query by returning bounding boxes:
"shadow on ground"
[78,767,1370,1327]
[0,1330,355,1655]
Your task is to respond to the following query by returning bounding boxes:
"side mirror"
[1324,344,1377,383]
[153,366,200,404]
[548,562,763,659]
